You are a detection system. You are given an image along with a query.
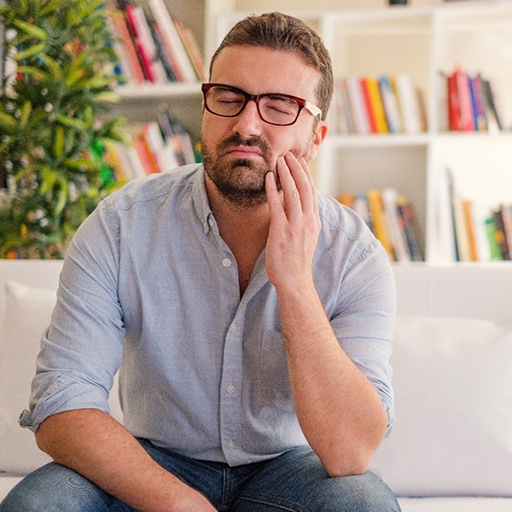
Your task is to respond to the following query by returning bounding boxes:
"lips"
[224,146,264,159]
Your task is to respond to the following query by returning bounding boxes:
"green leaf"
[19,100,32,128]
[56,114,86,131]
[14,42,46,61]
[39,54,64,81]
[54,177,69,216]
[15,65,49,79]
[0,112,18,129]
[13,20,48,41]
[53,126,65,158]
[63,158,95,171]
[65,67,85,87]
[40,166,57,195]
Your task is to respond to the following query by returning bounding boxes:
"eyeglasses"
[201,83,322,126]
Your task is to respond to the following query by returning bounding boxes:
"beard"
[201,133,280,208]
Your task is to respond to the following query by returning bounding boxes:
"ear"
[309,120,329,160]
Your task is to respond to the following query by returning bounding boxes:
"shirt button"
[226,384,235,394]
[208,218,214,227]
[222,258,232,267]
[230,323,237,332]
[227,441,235,449]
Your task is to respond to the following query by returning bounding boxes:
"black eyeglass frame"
[201,82,322,126]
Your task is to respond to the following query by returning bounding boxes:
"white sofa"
[1,259,512,511]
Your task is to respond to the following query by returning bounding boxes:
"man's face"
[201,45,327,208]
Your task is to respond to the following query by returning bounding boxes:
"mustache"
[218,134,271,156]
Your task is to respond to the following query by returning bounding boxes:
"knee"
[349,471,401,512]
[0,463,110,512]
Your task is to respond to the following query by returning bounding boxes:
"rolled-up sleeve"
[21,198,125,432]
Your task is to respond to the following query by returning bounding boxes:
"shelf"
[115,82,203,101]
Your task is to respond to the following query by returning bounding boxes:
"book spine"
[345,76,370,134]
[367,189,394,259]
[366,77,389,134]
[109,10,145,84]
[395,73,422,134]
[148,0,197,83]
[378,75,402,134]
[360,77,378,133]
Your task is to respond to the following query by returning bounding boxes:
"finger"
[284,153,316,214]
[277,155,302,219]
[299,156,319,213]
[265,171,285,220]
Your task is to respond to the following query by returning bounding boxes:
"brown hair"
[209,12,333,121]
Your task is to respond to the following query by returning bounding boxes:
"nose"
[231,98,264,137]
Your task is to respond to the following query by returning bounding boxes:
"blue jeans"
[0,441,400,511]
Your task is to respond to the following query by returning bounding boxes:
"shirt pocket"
[256,329,294,412]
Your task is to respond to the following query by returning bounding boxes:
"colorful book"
[378,75,402,134]
[345,76,370,134]
[109,10,145,84]
[148,0,197,83]
[365,77,389,134]
[367,189,394,259]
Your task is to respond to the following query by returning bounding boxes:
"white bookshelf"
[214,1,512,263]
[111,0,512,264]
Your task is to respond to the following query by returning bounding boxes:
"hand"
[168,490,217,512]
[265,152,321,293]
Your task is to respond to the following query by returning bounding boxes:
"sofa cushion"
[0,281,54,474]
[370,314,512,497]
[0,280,123,475]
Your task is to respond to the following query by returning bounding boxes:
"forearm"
[277,282,388,477]
[36,409,215,512]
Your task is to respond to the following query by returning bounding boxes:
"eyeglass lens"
[205,85,301,126]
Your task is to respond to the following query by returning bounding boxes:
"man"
[0,12,400,512]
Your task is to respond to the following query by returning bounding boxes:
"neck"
[205,175,270,295]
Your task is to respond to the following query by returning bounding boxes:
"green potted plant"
[0,0,125,259]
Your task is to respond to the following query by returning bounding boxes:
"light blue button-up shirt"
[22,164,396,466]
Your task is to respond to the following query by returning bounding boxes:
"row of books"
[338,188,423,263]
[107,0,204,85]
[445,68,503,133]
[105,112,199,181]
[331,74,427,135]
[435,168,512,262]
[449,200,512,262]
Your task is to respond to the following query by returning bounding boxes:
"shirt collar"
[191,165,217,235]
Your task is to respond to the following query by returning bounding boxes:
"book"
[338,192,355,207]
[367,189,394,259]
[345,76,370,134]
[352,192,373,232]
[174,19,205,81]
[395,73,423,134]
[378,75,402,134]
[453,196,471,261]
[333,79,354,135]
[125,4,167,83]
[364,77,388,134]
[147,0,197,83]
[462,199,479,261]
[471,202,492,262]
[150,24,177,82]
[485,217,504,260]
[109,10,145,84]
[480,76,503,132]
[447,71,462,131]
[396,195,422,261]
[455,68,475,131]
[469,74,487,132]
[492,209,509,260]
[500,204,512,259]
[382,187,410,262]
[360,77,378,133]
